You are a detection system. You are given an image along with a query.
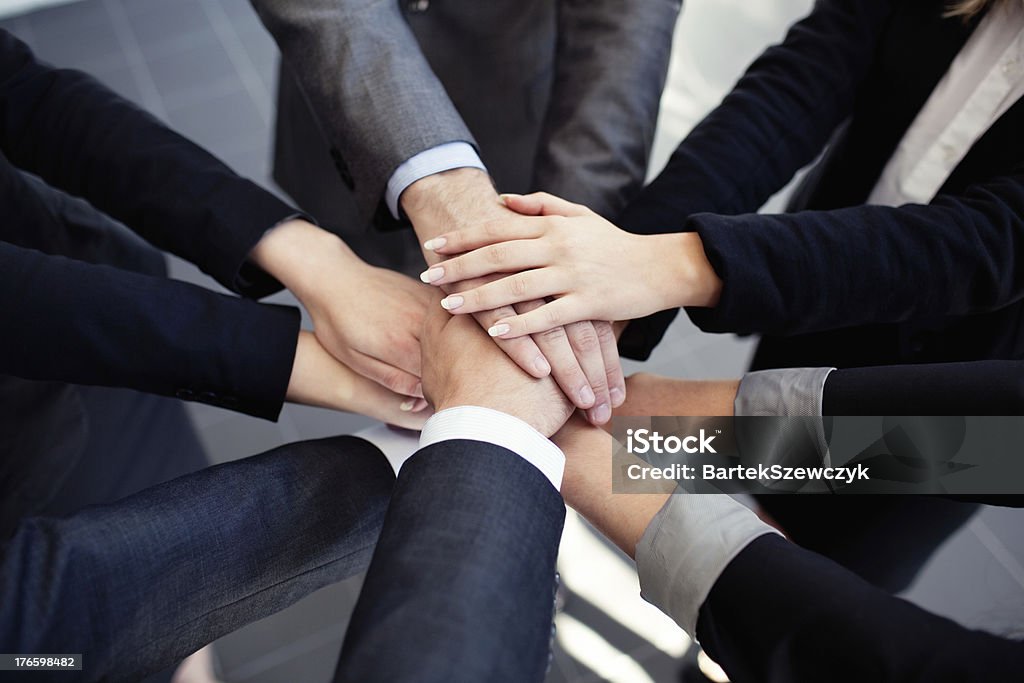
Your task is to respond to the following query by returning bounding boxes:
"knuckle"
[536,326,567,345]
[544,305,563,327]
[570,327,601,354]
[508,275,528,297]
[487,244,508,265]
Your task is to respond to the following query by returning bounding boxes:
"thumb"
[501,192,592,217]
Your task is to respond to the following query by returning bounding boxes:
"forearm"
[248,218,354,302]
[557,421,672,558]
[0,32,297,296]
[533,0,679,217]
[0,242,299,420]
[619,0,895,233]
[251,0,475,220]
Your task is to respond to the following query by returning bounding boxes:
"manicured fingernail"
[578,385,595,407]
[441,295,464,311]
[610,387,625,407]
[488,323,511,337]
[400,399,416,412]
[423,237,446,251]
[593,403,611,424]
[534,356,551,375]
[419,267,444,283]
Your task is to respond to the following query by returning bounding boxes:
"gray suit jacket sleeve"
[533,0,681,219]
[250,0,476,221]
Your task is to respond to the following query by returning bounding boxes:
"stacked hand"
[403,170,626,425]
[420,293,574,437]
[250,218,433,424]
[418,191,722,339]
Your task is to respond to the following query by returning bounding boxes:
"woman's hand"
[251,219,432,399]
[419,192,721,339]
[287,331,431,430]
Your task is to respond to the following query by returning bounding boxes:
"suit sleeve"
[250,0,476,223]
[686,166,1024,335]
[0,436,395,683]
[697,534,1024,683]
[617,0,898,358]
[823,360,1024,415]
[0,241,300,420]
[335,441,566,683]
[0,30,299,299]
[531,0,680,219]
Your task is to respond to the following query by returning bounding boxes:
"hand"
[420,192,722,339]
[402,169,625,424]
[420,294,573,437]
[250,219,432,399]
[287,331,431,430]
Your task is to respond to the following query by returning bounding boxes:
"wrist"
[401,167,501,245]
[654,232,722,309]
[249,219,360,304]
[286,331,352,411]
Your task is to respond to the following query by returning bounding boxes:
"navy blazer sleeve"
[697,534,1024,683]
[0,240,300,420]
[0,436,396,683]
[0,29,298,298]
[335,441,566,683]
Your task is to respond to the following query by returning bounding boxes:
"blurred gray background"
[2,0,1022,681]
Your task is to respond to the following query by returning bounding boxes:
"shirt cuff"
[734,367,835,417]
[419,406,565,491]
[385,142,487,218]
[635,493,779,638]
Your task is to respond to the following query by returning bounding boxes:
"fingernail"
[534,356,551,375]
[400,399,416,412]
[423,237,446,251]
[419,267,444,283]
[593,403,611,424]
[610,387,625,407]
[488,323,511,336]
[578,385,595,407]
[441,295,464,311]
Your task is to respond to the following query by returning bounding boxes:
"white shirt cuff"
[635,493,780,638]
[385,142,487,218]
[418,406,565,491]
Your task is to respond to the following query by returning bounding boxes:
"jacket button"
[407,0,429,12]
[175,389,195,400]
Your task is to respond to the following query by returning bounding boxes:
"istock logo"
[626,428,717,454]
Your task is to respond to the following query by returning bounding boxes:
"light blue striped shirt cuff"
[419,406,565,491]
[385,142,487,218]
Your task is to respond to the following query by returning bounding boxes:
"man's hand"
[250,219,432,400]
[402,168,625,425]
[420,294,573,437]
[287,331,431,430]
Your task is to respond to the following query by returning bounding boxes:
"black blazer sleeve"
[697,533,1024,683]
[0,240,299,420]
[0,29,299,298]
[823,360,1024,415]
[618,0,897,234]
[335,441,566,683]
[617,0,898,358]
[682,166,1024,336]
